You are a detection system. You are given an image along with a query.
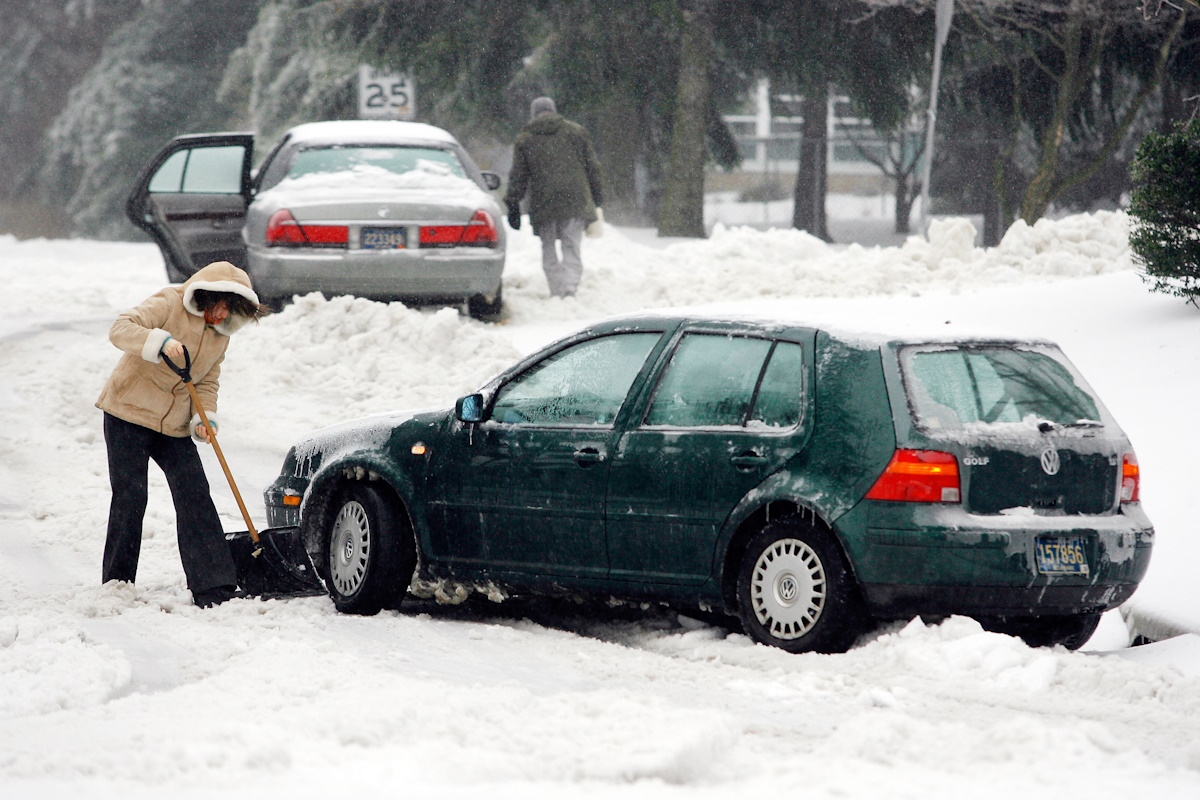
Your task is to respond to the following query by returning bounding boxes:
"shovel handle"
[166,346,260,545]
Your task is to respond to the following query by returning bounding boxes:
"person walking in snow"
[96,261,267,608]
[504,96,604,298]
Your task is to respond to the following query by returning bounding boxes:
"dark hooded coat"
[504,113,603,234]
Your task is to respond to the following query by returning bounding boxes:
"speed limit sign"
[357,66,416,120]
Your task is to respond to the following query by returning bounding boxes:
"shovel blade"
[226,526,325,598]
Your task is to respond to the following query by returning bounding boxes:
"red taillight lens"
[266,209,306,245]
[265,209,347,247]
[1121,453,1140,504]
[301,224,348,245]
[865,450,961,503]
[460,209,498,246]
[419,210,498,248]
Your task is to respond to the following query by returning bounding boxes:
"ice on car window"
[645,335,773,427]
[288,146,466,179]
[491,333,660,427]
[749,342,803,429]
[903,346,1101,430]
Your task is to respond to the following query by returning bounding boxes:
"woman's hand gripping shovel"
[163,346,323,598]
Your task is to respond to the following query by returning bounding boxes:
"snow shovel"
[162,347,323,598]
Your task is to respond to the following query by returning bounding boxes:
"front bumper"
[841,501,1154,618]
[247,246,504,303]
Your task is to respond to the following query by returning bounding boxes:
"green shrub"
[1129,119,1200,305]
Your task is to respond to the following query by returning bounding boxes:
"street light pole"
[919,0,955,235]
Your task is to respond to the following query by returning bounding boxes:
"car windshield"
[901,345,1102,431]
[287,146,466,179]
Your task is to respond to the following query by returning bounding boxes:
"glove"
[586,207,604,238]
[507,207,521,230]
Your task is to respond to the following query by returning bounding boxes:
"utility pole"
[919,0,954,234]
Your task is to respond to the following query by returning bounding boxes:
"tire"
[467,285,503,321]
[324,483,416,615]
[735,518,864,654]
[986,613,1103,650]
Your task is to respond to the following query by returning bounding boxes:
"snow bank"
[500,210,1136,326]
[3,212,1200,799]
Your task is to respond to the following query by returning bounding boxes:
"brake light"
[866,450,961,503]
[461,209,498,245]
[265,209,347,247]
[419,210,498,248]
[1121,453,1140,503]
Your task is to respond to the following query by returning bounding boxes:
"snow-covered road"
[2,216,1199,798]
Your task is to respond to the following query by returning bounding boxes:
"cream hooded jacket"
[96,261,259,439]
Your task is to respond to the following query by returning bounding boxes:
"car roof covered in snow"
[282,120,460,147]
[587,310,1055,350]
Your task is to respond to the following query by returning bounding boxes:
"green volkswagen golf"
[263,314,1152,652]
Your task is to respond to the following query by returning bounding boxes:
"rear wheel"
[986,613,1103,650]
[324,483,415,615]
[735,519,864,653]
[467,285,503,321]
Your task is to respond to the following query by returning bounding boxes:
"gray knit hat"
[530,96,556,119]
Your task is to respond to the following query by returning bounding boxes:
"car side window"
[748,342,804,428]
[644,334,774,427]
[148,145,247,194]
[490,333,660,427]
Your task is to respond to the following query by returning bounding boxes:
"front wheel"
[735,519,864,653]
[324,483,415,615]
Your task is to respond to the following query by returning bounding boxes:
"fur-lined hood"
[182,261,259,336]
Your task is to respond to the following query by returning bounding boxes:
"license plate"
[361,227,406,249]
[1035,536,1089,575]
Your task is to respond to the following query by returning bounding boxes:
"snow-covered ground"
[2,212,1199,798]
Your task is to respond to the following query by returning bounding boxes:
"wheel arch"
[300,454,417,570]
[717,499,862,615]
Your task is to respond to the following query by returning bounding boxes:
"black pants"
[102,413,236,593]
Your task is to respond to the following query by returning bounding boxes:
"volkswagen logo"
[1040,448,1061,476]
[377,207,390,218]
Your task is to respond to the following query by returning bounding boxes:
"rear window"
[287,146,466,180]
[901,345,1102,431]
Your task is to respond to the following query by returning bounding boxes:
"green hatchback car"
[263,314,1153,652]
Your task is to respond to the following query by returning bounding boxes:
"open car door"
[126,133,254,283]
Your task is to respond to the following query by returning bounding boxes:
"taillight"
[1121,453,1140,503]
[265,209,347,247]
[419,210,498,248]
[866,450,961,503]
[461,209,498,246]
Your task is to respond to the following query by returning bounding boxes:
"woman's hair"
[192,289,269,321]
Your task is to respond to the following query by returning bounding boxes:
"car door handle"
[573,447,605,466]
[731,452,768,469]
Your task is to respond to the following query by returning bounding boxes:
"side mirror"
[481,171,502,191]
[455,393,484,423]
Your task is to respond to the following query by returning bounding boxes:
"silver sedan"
[126,120,506,319]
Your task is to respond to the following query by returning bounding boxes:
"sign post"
[357,66,416,120]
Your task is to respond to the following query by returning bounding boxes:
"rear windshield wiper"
[1036,418,1103,433]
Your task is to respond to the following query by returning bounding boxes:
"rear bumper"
[847,502,1154,619]
[247,246,504,302]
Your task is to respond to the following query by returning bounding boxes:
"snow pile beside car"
[500,210,1136,324]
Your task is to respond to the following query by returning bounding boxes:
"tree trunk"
[596,81,644,225]
[793,83,829,240]
[657,4,711,239]
[894,175,913,234]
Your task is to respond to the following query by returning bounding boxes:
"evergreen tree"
[1129,119,1200,304]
